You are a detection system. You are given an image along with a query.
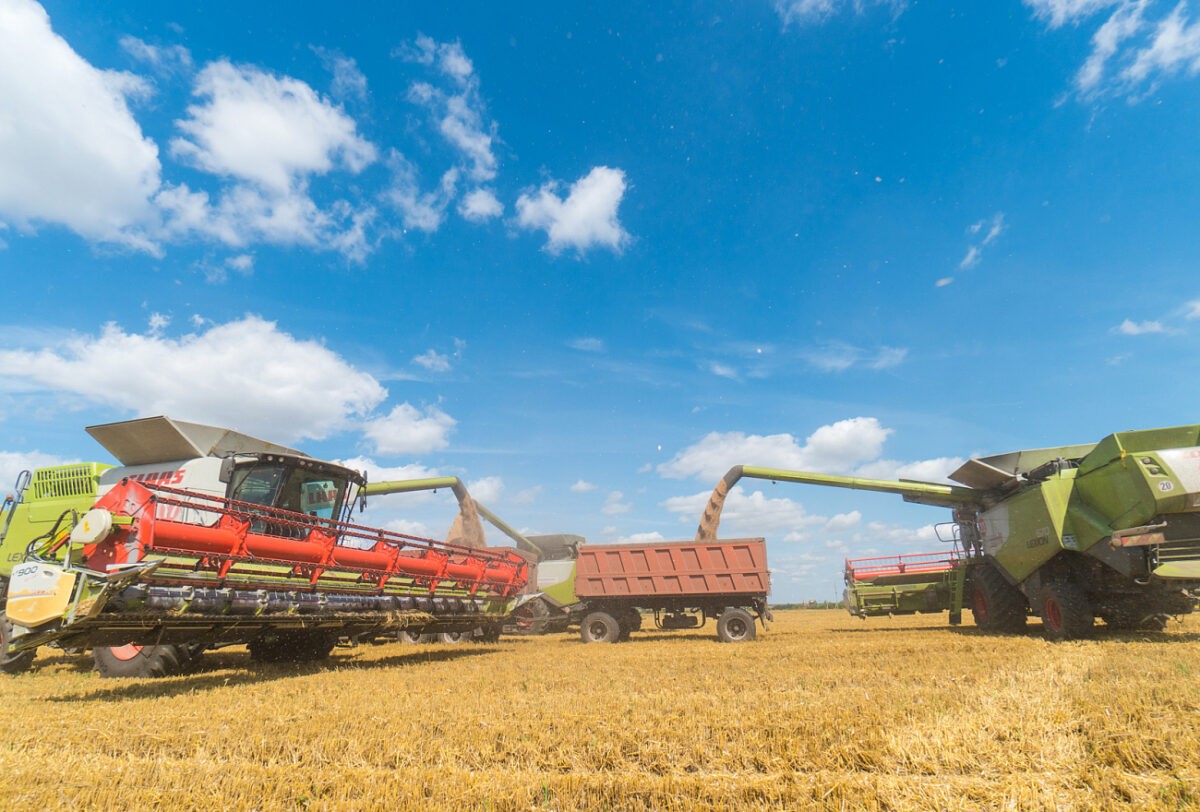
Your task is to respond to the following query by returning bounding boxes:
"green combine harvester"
[696,425,1200,639]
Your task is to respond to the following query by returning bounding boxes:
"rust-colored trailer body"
[575,538,769,599]
[572,538,771,644]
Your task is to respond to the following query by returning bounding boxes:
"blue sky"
[3,0,1200,601]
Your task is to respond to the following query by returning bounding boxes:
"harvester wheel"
[0,614,36,675]
[398,630,435,644]
[716,607,757,643]
[970,565,1028,633]
[580,611,620,643]
[93,644,189,678]
[1040,580,1094,641]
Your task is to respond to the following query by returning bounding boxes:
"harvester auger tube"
[694,464,981,544]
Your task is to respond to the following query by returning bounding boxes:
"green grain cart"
[696,425,1200,639]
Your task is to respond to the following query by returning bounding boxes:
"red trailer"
[572,537,770,643]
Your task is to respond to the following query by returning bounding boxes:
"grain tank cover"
[86,415,305,466]
[950,442,1096,489]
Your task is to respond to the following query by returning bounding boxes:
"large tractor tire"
[1040,580,1095,641]
[93,643,199,678]
[616,608,642,641]
[248,630,336,663]
[716,607,757,643]
[580,611,620,643]
[971,565,1028,633]
[0,613,35,675]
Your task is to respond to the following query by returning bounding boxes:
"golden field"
[1,609,1198,811]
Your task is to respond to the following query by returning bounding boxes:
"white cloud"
[1028,0,1200,98]
[662,486,825,535]
[402,37,499,183]
[568,337,606,353]
[0,450,67,491]
[773,0,906,27]
[708,362,740,380]
[363,403,456,455]
[0,0,162,251]
[120,35,193,75]
[852,456,965,483]
[1115,318,1165,335]
[658,417,893,481]
[1186,300,1200,319]
[824,511,862,531]
[570,479,597,492]
[516,166,630,256]
[383,152,457,232]
[0,315,385,443]
[385,518,432,537]
[412,349,451,373]
[468,475,504,504]
[312,47,368,102]
[960,212,1005,270]
[337,456,441,484]
[936,277,955,287]
[801,342,908,372]
[512,485,543,505]
[458,188,503,221]
[602,490,632,515]
[171,61,375,192]
[613,531,666,543]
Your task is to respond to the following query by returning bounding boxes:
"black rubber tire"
[623,608,643,632]
[248,630,336,663]
[437,631,466,644]
[397,629,435,644]
[970,564,1028,633]
[94,643,190,678]
[474,624,502,643]
[1040,580,1095,641]
[716,607,757,643]
[580,611,620,643]
[0,613,36,675]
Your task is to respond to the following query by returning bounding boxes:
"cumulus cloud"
[120,35,194,76]
[458,188,503,221]
[613,531,666,543]
[468,476,505,504]
[570,479,597,492]
[0,450,67,491]
[1027,0,1200,98]
[852,456,965,483]
[602,490,632,515]
[0,0,162,251]
[362,403,456,455]
[662,486,826,535]
[312,47,368,102]
[512,485,543,505]
[516,166,630,256]
[659,417,893,481]
[171,61,375,191]
[0,315,386,443]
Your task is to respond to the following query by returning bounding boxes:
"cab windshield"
[229,461,349,521]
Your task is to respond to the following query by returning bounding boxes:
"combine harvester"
[696,425,1200,639]
[0,416,529,677]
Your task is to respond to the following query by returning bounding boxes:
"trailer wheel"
[616,608,641,640]
[0,614,35,675]
[717,607,756,643]
[1040,580,1094,641]
[474,624,502,643]
[971,565,1027,633]
[580,611,620,643]
[437,631,466,644]
[94,643,190,678]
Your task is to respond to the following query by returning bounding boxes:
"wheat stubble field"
[0,609,1197,810]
